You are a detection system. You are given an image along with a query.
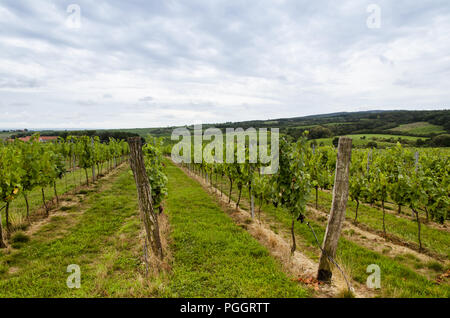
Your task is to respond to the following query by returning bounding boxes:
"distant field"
[313,134,423,147]
[0,132,12,140]
[389,122,445,135]
[102,128,152,137]
[290,122,353,129]
[291,125,317,129]
[99,128,172,138]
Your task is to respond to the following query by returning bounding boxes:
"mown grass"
[316,191,450,259]
[208,170,449,297]
[314,134,422,147]
[0,132,13,140]
[160,160,310,297]
[0,163,310,298]
[389,122,446,135]
[0,168,152,297]
[261,207,449,297]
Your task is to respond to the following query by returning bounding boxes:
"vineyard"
[0,134,449,298]
[177,136,449,245]
[0,135,129,248]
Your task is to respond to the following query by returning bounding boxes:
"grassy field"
[315,190,450,258]
[313,134,423,147]
[208,170,450,297]
[289,123,353,129]
[0,162,310,298]
[98,127,174,138]
[259,204,449,297]
[0,132,13,140]
[0,167,147,297]
[161,160,309,297]
[389,122,446,135]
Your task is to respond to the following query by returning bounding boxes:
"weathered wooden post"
[91,138,96,182]
[0,207,6,248]
[317,137,352,283]
[250,185,255,218]
[128,137,164,261]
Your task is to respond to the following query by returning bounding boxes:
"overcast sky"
[0,0,449,129]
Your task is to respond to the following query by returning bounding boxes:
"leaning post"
[128,137,164,261]
[317,137,352,282]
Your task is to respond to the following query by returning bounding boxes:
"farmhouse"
[9,136,59,143]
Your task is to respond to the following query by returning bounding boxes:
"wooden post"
[91,138,96,182]
[249,183,255,218]
[317,137,352,283]
[128,137,164,260]
[414,151,419,173]
[73,153,76,185]
[366,149,371,174]
[5,202,10,234]
[251,192,255,219]
[0,208,6,248]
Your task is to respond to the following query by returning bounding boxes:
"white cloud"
[0,0,449,129]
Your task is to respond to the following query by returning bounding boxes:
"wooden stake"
[317,137,352,283]
[128,137,164,261]
[0,208,6,248]
[249,183,255,218]
[91,138,96,182]
[24,192,30,223]
[42,188,49,217]
[5,202,10,235]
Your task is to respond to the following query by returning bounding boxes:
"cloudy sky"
[0,0,449,129]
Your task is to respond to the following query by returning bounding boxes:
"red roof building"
[14,136,58,143]
[39,136,58,142]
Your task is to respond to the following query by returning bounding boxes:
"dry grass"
[134,211,173,279]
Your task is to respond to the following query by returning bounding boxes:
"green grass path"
[161,160,309,297]
[0,167,147,297]
[0,163,309,298]
[207,169,450,298]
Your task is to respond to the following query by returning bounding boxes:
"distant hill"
[102,109,450,148]
[5,109,449,147]
[137,109,449,138]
